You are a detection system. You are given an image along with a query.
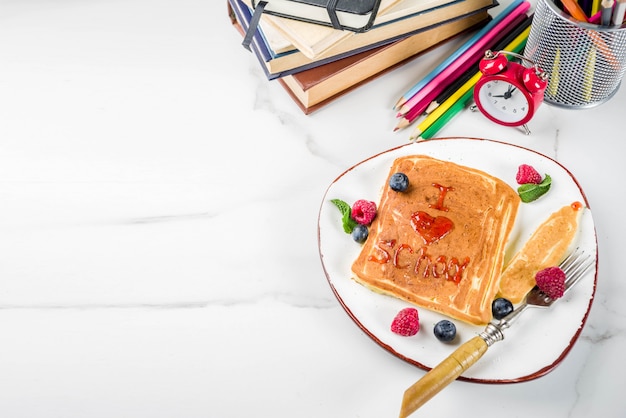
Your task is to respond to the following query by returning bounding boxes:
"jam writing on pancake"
[367,239,470,284]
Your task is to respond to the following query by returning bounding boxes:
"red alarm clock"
[473,50,548,134]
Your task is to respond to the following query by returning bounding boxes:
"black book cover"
[251,0,383,32]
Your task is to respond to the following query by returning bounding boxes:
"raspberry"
[535,266,566,299]
[351,199,377,225]
[391,307,420,336]
[516,164,542,185]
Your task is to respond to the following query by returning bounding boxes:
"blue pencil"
[393,0,525,110]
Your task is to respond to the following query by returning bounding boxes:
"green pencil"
[415,88,474,141]
[414,32,530,142]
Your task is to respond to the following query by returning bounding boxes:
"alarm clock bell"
[471,50,548,135]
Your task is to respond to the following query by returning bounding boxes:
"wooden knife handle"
[399,335,488,418]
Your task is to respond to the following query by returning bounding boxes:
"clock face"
[476,79,531,124]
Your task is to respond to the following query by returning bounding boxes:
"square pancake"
[351,155,520,325]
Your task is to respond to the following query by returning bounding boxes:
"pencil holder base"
[543,82,622,109]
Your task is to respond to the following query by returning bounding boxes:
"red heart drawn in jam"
[410,211,454,244]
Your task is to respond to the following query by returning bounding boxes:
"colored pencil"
[580,0,594,16]
[425,14,533,115]
[396,3,530,116]
[589,9,603,22]
[424,64,478,114]
[395,27,528,130]
[489,11,532,51]
[547,47,561,98]
[592,0,602,14]
[416,24,530,141]
[601,0,614,25]
[410,73,481,140]
[612,0,626,24]
[393,9,529,130]
[570,0,621,69]
[583,46,596,102]
[410,26,531,141]
[588,30,621,69]
[561,0,590,21]
[392,0,526,110]
[414,88,474,141]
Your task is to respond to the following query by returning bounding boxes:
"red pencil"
[394,12,529,130]
[396,0,531,119]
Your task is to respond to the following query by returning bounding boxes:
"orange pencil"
[562,0,620,69]
[560,0,590,21]
[561,1,619,69]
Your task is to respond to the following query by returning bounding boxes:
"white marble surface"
[1,1,624,417]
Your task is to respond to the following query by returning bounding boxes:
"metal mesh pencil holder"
[525,0,626,108]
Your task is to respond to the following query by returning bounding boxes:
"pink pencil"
[589,9,603,23]
[394,13,528,130]
[397,0,531,117]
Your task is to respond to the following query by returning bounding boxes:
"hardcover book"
[231,0,470,80]
[252,0,387,32]
[278,12,490,113]
[241,0,402,57]
[238,0,497,77]
[229,0,490,113]
[244,0,498,60]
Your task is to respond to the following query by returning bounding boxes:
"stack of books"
[228,0,498,114]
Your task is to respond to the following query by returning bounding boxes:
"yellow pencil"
[409,72,481,140]
[547,47,561,98]
[409,26,532,141]
[592,0,601,14]
[583,46,596,102]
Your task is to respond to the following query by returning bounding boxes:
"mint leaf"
[518,174,552,203]
[330,198,358,233]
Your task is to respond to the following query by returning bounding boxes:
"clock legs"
[470,104,532,135]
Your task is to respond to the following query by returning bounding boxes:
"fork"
[398,248,595,418]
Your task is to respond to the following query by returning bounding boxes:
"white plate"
[317,137,597,383]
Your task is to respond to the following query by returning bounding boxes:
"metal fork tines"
[559,249,595,295]
[481,248,594,346]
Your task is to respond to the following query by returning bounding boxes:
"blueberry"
[351,224,369,243]
[492,297,514,320]
[433,319,456,342]
[389,172,409,192]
